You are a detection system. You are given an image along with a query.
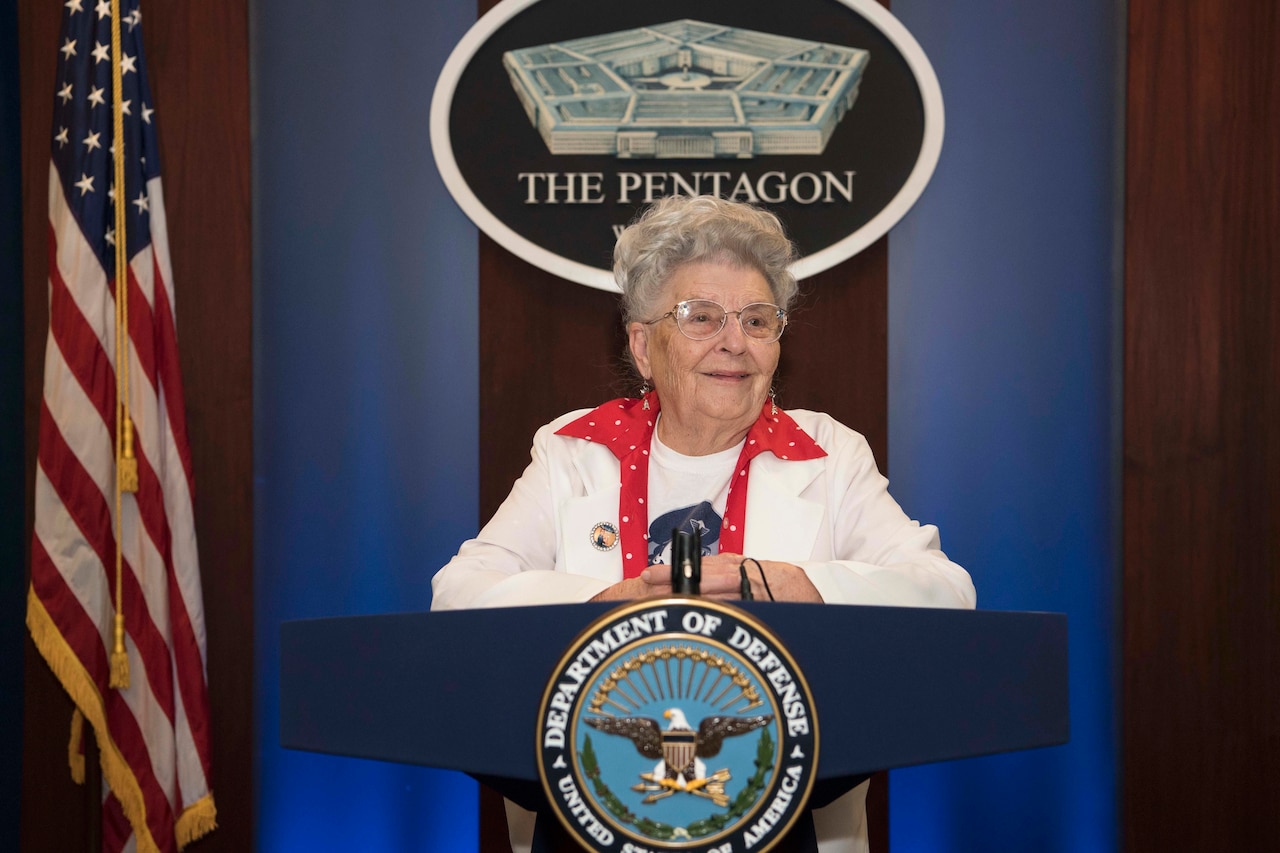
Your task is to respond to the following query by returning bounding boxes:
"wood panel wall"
[17,1,254,850]
[1123,0,1280,849]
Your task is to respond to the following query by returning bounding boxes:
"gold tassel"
[109,612,130,689]
[68,709,86,784]
[118,415,139,493]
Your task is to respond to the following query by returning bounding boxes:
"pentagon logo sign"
[502,21,868,160]
[537,599,818,852]
[431,0,945,291]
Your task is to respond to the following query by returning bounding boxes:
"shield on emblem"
[662,729,698,778]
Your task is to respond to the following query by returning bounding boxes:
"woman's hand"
[698,553,824,602]
[589,555,823,603]
[588,572,672,602]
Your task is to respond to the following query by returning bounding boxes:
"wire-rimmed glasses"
[646,299,787,343]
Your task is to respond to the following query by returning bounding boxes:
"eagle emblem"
[585,707,773,806]
[537,600,817,852]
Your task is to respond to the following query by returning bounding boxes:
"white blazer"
[432,408,975,611]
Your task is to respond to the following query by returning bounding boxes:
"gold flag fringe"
[176,794,219,849]
[29,587,187,853]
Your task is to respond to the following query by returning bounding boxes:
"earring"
[769,388,778,416]
[641,380,652,410]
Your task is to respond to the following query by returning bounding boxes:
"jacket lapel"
[742,454,826,561]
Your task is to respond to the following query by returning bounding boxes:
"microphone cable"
[738,558,775,601]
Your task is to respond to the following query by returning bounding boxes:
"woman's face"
[629,260,781,448]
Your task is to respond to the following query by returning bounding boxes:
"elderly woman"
[432,195,975,853]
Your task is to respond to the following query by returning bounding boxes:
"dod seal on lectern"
[537,599,818,852]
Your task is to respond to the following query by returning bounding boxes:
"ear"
[628,321,652,381]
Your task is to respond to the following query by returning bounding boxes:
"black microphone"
[670,527,701,595]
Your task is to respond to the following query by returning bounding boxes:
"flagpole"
[109,0,135,693]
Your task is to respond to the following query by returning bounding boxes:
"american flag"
[27,0,216,850]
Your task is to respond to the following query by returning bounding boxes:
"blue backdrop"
[253,0,480,848]
[253,1,1119,851]
[887,1,1119,850]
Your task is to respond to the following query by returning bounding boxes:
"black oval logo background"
[446,0,927,275]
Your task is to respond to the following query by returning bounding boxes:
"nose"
[716,313,749,352]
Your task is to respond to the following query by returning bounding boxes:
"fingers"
[639,564,668,584]
[696,566,745,595]
[590,575,672,602]
[701,553,744,570]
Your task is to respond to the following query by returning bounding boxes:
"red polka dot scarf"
[555,392,827,578]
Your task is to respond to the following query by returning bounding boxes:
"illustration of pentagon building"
[503,20,870,158]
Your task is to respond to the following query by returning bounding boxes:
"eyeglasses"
[646,299,788,343]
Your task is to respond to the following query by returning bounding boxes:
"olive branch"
[685,727,774,837]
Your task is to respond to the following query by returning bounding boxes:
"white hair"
[613,195,799,326]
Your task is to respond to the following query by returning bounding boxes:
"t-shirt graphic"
[648,501,722,566]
